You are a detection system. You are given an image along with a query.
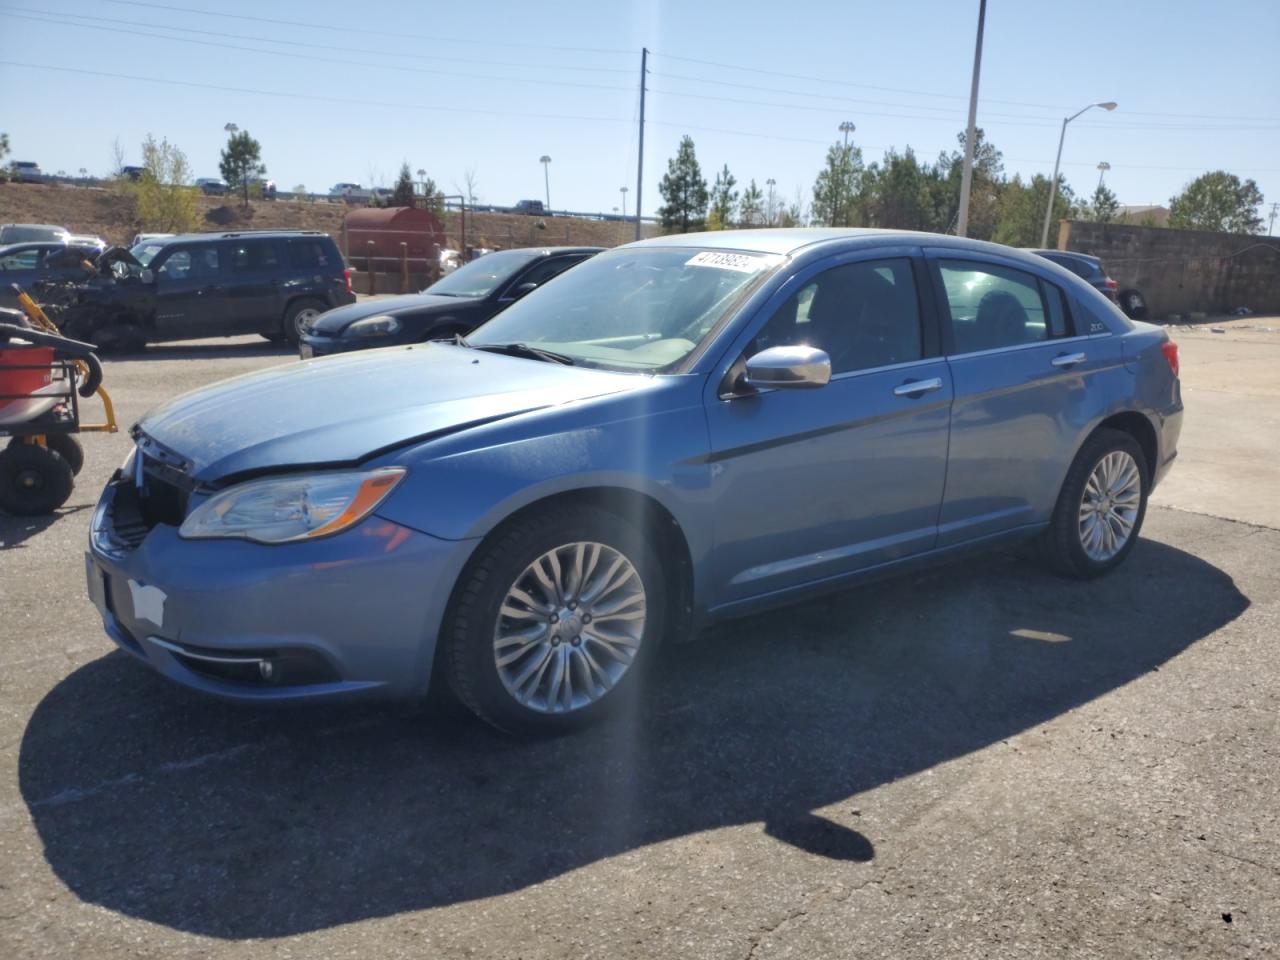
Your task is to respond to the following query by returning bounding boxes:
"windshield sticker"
[685,251,779,273]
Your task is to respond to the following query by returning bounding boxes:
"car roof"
[0,240,88,254]
[139,230,337,245]
[1025,248,1101,263]
[626,227,1065,268]
[491,246,604,256]
[1,223,68,231]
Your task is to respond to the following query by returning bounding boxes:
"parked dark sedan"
[298,246,601,358]
[1026,249,1148,320]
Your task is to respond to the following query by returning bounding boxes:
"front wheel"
[442,504,666,734]
[1042,429,1149,579]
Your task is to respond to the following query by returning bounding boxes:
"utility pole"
[837,121,855,226]
[620,185,628,219]
[1269,201,1279,236]
[539,155,551,211]
[766,178,776,225]
[956,0,987,237]
[634,47,648,241]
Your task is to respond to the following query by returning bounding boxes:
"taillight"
[343,268,353,294]
[1104,277,1118,289]
[1161,340,1179,378]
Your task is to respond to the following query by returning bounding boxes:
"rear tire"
[442,504,666,735]
[0,443,74,516]
[22,434,84,476]
[283,299,328,345]
[1042,429,1149,579]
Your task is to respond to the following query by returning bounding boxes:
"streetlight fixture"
[1040,101,1117,247]
[1096,161,1111,189]
[416,168,426,201]
[620,185,628,218]
[539,155,552,211]
[223,122,238,134]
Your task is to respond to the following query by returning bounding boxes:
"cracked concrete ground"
[1,321,1278,959]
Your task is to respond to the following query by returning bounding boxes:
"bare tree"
[109,137,127,178]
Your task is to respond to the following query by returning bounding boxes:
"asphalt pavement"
[1,323,1277,959]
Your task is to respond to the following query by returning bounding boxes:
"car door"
[927,249,1110,546]
[226,239,283,333]
[152,245,228,339]
[0,246,45,304]
[702,251,953,606]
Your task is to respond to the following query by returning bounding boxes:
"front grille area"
[102,454,193,551]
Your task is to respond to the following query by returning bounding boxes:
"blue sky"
[4,0,1278,224]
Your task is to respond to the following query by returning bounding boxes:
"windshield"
[424,250,539,298]
[467,247,782,371]
[131,242,168,266]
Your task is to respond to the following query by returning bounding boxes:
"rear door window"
[230,240,280,272]
[938,260,1073,354]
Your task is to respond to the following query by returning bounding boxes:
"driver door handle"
[1051,352,1087,368]
[893,377,943,398]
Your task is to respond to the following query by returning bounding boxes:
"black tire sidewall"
[283,299,327,345]
[1051,430,1150,578]
[0,443,74,516]
[444,504,666,734]
[41,434,85,476]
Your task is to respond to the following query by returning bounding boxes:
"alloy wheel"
[1078,450,1142,561]
[493,541,646,714]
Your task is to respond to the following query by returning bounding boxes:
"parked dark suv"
[62,231,354,348]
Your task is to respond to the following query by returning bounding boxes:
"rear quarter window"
[289,238,337,269]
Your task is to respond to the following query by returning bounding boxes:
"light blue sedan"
[86,229,1183,733]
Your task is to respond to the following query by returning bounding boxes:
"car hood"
[309,293,482,334]
[135,344,641,483]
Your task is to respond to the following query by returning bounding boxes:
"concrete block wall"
[1059,221,1280,318]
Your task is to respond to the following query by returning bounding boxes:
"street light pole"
[957,0,987,237]
[836,121,855,226]
[539,155,551,211]
[766,178,776,225]
[620,185,628,219]
[1096,161,1111,190]
[1040,101,1117,248]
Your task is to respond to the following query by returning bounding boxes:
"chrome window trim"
[943,332,1097,361]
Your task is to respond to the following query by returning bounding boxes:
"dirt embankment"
[0,183,655,252]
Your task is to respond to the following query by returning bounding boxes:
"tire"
[39,434,85,476]
[1041,428,1149,579]
[442,504,667,735]
[283,299,328,345]
[0,443,74,516]
[1119,289,1147,320]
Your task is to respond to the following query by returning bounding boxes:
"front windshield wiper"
[470,341,576,365]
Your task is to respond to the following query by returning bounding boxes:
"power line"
[651,50,1280,123]
[98,0,629,54]
[5,12,635,94]
[0,61,630,125]
[0,4,635,74]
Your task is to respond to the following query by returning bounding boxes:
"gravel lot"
[2,321,1278,959]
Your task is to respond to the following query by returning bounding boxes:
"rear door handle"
[893,376,943,397]
[1051,352,1087,368]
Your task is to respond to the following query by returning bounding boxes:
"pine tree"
[219,129,265,207]
[657,136,709,233]
[709,164,738,228]
[392,162,416,206]
[811,142,864,227]
[738,179,765,227]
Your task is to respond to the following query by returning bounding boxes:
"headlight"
[344,314,401,338]
[178,467,405,544]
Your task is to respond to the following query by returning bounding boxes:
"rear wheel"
[1042,429,1148,578]
[0,442,74,516]
[442,504,665,734]
[12,433,84,475]
[283,299,327,345]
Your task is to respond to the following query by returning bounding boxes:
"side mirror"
[743,345,831,390]
[140,269,154,284]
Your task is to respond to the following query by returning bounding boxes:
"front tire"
[1042,429,1149,579]
[442,504,666,735]
[283,299,327,345]
[0,442,74,516]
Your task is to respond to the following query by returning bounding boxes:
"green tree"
[992,173,1075,248]
[219,129,266,207]
[1084,183,1120,223]
[811,141,865,226]
[738,179,765,226]
[134,134,198,232]
[0,132,9,182]
[863,148,939,230]
[708,164,739,228]
[392,162,416,206]
[418,173,444,216]
[657,136,709,233]
[932,128,1004,238]
[1168,171,1264,234]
